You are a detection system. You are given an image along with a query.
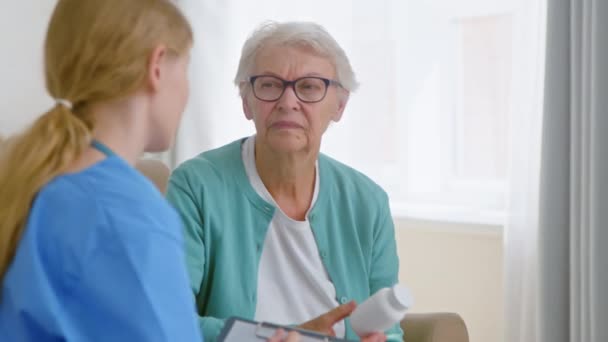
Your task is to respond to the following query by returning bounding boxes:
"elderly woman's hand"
[267,329,301,342]
[297,301,357,336]
[360,332,387,342]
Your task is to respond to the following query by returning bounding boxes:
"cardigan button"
[320,251,327,259]
[339,297,349,304]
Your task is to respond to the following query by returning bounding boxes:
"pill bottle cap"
[390,284,413,311]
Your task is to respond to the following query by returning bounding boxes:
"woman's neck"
[254,139,317,220]
[66,99,148,173]
[91,98,148,165]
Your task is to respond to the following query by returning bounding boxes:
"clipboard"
[217,317,356,342]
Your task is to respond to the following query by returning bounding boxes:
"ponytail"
[0,104,93,282]
[0,0,193,285]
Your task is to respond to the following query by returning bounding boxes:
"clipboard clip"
[255,321,331,342]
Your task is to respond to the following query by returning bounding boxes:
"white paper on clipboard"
[218,317,355,342]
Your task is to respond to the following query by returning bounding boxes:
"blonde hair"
[0,0,192,284]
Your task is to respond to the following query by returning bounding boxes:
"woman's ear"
[240,83,255,120]
[332,90,350,122]
[242,96,254,120]
[146,45,168,93]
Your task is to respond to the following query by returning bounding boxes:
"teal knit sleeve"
[370,194,404,342]
[198,316,225,342]
[166,168,226,341]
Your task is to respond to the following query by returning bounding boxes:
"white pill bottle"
[350,284,413,336]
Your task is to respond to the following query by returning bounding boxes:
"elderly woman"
[167,21,402,342]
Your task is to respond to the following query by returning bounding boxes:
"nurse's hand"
[297,301,357,336]
[267,329,300,342]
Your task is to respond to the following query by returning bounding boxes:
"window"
[322,1,520,224]
[174,0,544,225]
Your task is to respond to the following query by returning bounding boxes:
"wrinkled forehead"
[252,44,337,78]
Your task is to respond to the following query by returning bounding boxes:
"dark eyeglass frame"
[249,75,343,103]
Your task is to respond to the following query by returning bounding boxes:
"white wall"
[0,2,56,137]
[396,219,504,342]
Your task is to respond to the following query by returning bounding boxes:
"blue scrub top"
[0,147,202,341]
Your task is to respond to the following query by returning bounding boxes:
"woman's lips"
[271,121,303,129]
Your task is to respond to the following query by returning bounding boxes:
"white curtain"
[538,0,608,341]
[503,1,547,341]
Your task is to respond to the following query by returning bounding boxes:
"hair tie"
[55,98,73,110]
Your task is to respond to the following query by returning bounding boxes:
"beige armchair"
[135,158,171,194]
[136,159,470,342]
[401,313,468,342]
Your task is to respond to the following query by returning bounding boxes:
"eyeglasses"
[249,75,342,103]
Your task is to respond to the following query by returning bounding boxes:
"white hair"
[234,21,359,97]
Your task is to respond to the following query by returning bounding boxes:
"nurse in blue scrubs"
[0,1,200,341]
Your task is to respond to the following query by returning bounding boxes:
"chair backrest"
[400,312,469,342]
[0,135,9,160]
[0,137,170,194]
[135,159,171,194]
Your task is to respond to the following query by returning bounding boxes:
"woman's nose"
[276,84,301,111]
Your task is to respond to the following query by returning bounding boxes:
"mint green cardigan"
[166,139,403,342]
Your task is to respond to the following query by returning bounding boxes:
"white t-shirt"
[242,136,345,338]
